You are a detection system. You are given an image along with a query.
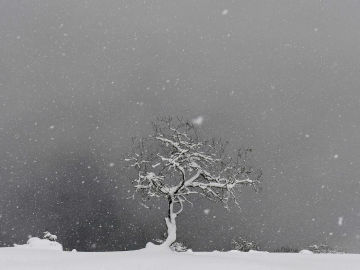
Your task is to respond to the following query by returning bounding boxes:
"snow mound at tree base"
[144,241,169,251]
[14,237,63,251]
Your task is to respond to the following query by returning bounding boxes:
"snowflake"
[192,116,204,126]
[221,9,229,15]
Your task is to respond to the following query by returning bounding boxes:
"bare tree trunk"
[161,196,177,248]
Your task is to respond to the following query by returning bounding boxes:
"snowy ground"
[1,245,360,270]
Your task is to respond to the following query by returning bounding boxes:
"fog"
[0,0,359,252]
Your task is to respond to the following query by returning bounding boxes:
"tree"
[43,231,58,241]
[126,117,262,248]
[231,236,259,252]
[307,244,341,254]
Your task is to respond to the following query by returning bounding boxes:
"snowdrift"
[1,244,359,270]
[13,237,63,251]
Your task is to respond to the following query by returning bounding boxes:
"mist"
[0,0,359,252]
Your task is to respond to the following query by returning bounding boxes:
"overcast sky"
[0,0,360,252]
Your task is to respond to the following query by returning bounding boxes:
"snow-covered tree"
[308,244,341,254]
[231,236,259,252]
[126,117,262,248]
[43,231,57,241]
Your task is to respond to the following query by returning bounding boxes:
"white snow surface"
[1,244,360,270]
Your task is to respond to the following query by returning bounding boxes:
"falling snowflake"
[192,116,204,126]
[221,9,229,15]
[338,217,343,226]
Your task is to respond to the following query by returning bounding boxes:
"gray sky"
[0,0,360,252]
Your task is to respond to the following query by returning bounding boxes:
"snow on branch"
[126,117,261,211]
